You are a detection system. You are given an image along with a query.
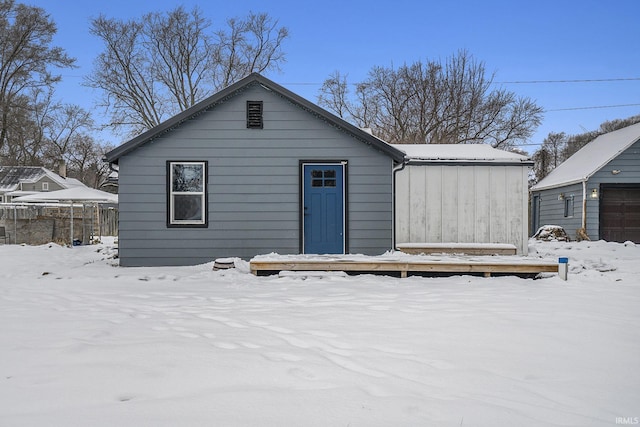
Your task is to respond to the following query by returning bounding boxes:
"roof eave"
[531,127,640,191]
[531,177,587,192]
[405,158,534,166]
[103,76,251,164]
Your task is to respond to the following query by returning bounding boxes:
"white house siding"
[117,83,396,266]
[396,164,530,254]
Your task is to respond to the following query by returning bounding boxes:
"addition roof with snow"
[531,122,640,191]
[391,143,533,165]
[104,73,406,164]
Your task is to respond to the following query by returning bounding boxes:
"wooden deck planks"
[396,243,518,256]
[249,257,559,277]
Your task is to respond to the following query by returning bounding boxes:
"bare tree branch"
[87,7,288,136]
[0,0,75,152]
[318,50,543,147]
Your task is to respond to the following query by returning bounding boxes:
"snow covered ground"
[1,238,638,426]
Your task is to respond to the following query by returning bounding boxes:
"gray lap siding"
[587,140,640,239]
[533,183,584,238]
[117,84,394,266]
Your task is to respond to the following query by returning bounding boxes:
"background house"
[530,122,640,242]
[394,144,533,255]
[0,166,113,245]
[0,166,85,203]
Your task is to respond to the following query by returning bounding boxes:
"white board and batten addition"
[393,145,533,255]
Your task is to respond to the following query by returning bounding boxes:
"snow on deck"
[250,251,558,277]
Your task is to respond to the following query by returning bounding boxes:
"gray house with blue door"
[530,122,640,243]
[104,73,405,266]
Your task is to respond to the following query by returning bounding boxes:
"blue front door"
[303,163,345,254]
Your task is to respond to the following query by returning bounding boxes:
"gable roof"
[104,73,406,164]
[531,122,640,191]
[391,144,533,165]
[0,166,79,193]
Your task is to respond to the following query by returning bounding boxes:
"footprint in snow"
[304,330,338,338]
[368,305,391,311]
[197,314,247,328]
[239,342,261,349]
[324,354,385,378]
[263,352,302,362]
[289,367,317,380]
[178,332,199,339]
[261,325,294,334]
[247,320,294,334]
[213,342,239,350]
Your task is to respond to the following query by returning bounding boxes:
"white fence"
[0,203,118,245]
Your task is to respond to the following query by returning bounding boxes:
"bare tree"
[1,86,56,166]
[318,50,543,148]
[40,102,93,171]
[1,93,40,165]
[531,147,552,183]
[531,132,568,181]
[87,6,288,136]
[0,0,75,153]
[67,135,113,188]
[87,16,163,133]
[543,132,567,169]
[213,12,289,89]
[530,114,640,183]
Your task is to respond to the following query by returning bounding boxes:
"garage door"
[600,185,640,243]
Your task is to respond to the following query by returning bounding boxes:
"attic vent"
[246,101,263,129]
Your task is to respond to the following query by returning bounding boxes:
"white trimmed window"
[564,196,574,218]
[167,161,207,227]
[42,182,49,191]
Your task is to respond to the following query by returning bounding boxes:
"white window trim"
[564,195,574,218]
[168,161,207,227]
[42,182,49,191]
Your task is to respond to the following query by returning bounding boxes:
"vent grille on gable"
[246,101,263,129]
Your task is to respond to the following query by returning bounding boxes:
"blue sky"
[26,0,640,153]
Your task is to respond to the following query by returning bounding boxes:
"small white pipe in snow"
[558,257,568,280]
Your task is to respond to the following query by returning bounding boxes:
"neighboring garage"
[600,185,640,243]
[531,122,640,242]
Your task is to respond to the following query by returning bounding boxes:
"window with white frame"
[42,182,49,191]
[564,195,574,218]
[167,161,207,227]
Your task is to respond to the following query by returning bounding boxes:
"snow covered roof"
[0,166,53,192]
[13,187,118,203]
[63,177,86,188]
[390,144,532,164]
[531,122,640,191]
[0,166,88,193]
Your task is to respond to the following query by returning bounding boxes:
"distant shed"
[393,144,533,255]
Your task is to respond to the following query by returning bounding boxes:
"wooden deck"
[396,243,517,256]
[250,255,559,278]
